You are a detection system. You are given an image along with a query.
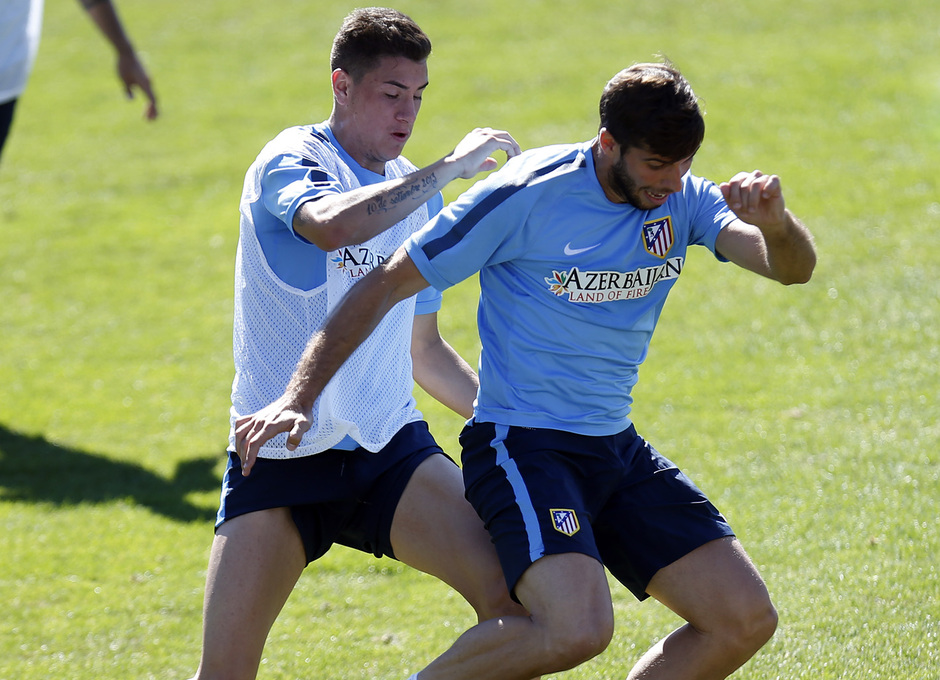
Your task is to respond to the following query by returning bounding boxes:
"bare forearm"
[296,160,454,250]
[718,171,816,285]
[285,284,394,410]
[295,126,521,250]
[285,249,430,410]
[80,0,135,56]
[764,210,816,285]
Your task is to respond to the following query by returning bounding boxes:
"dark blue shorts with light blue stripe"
[460,420,734,601]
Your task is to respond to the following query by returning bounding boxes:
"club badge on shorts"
[550,508,580,536]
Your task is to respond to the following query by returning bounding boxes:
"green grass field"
[1,0,937,678]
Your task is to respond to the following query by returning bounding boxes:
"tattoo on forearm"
[366,173,439,215]
[367,195,389,215]
[421,173,439,190]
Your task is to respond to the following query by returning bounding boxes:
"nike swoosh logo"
[564,242,601,256]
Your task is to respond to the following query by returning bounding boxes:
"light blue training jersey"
[404,140,737,436]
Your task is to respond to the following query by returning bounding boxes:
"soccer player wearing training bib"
[236,62,816,680]
[188,9,525,680]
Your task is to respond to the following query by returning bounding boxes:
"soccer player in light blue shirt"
[408,139,738,435]
[238,61,817,680]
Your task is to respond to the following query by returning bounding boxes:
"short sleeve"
[260,152,346,243]
[687,177,737,261]
[414,286,443,315]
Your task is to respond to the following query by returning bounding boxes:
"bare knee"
[514,553,615,673]
[538,611,614,673]
[717,595,778,657]
[746,598,778,648]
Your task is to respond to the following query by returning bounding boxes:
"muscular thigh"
[645,535,770,626]
[389,453,489,577]
[332,420,443,560]
[389,452,525,620]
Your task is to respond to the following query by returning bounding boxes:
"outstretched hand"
[116,52,158,120]
[233,395,313,476]
[719,170,786,230]
[449,127,522,179]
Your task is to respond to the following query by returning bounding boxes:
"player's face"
[339,56,429,173]
[607,146,694,210]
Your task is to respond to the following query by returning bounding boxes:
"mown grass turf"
[1,1,936,678]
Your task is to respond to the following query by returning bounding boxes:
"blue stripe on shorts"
[491,424,544,564]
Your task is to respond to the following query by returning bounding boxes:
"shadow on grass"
[0,422,220,522]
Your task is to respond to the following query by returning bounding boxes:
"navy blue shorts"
[216,420,445,563]
[460,421,734,601]
[0,98,17,158]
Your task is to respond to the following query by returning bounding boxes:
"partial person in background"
[0,0,157,161]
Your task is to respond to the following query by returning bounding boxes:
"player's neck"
[326,115,385,175]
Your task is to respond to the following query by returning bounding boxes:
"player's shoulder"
[669,172,726,219]
[494,142,591,196]
[262,124,315,149]
[513,141,589,173]
[681,171,722,198]
[255,124,335,163]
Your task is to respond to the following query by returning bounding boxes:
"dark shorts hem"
[216,420,445,563]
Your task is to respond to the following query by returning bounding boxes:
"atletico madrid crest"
[550,508,580,536]
[642,216,675,258]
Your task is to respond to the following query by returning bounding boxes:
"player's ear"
[598,128,620,155]
[332,68,351,104]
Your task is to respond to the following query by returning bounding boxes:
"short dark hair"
[330,7,432,82]
[599,62,705,161]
